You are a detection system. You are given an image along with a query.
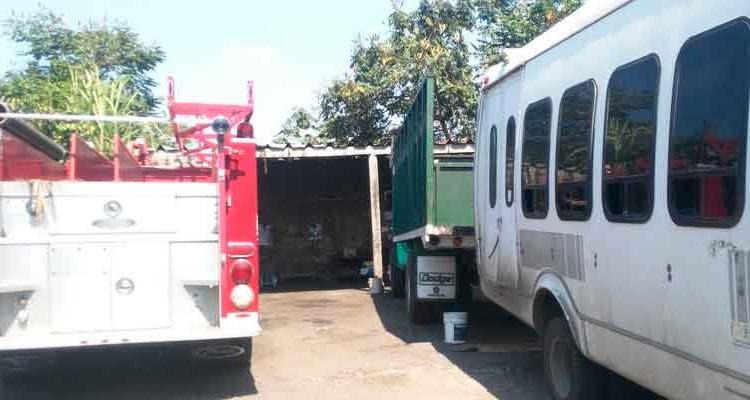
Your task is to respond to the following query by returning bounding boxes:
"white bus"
[474,1,750,399]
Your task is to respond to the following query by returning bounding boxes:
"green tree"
[315,0,477,146]
[284,0,582,147]
[274,107,325,146]
[63,66,168,155]
[475,0,582,67]
[0,9,166,147]
[318,75,391,146]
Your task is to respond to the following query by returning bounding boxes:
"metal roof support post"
[368,153,383,286]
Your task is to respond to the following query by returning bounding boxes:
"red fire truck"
[0,78,261,378]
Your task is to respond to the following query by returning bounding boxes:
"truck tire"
[543,317,604,400]
[390,264,405,298]
[405,253,434,324]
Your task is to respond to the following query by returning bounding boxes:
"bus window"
[489,125,498,208]
[669,19,750,227]
[603,55,660,223]
[505,117,516,207]
[556,80,596,221]
[522,98,552,219]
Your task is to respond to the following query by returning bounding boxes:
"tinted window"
[522,99,552,218]
[603,56,660,222]
[489,125,498,208]
[505,117,516,207]
[669,20,749,227]
[556,80,596,221]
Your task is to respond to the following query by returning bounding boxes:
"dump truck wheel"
[406,253,434,324]
[390,264,406,298]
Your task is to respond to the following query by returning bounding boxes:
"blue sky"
[0,0,418,143]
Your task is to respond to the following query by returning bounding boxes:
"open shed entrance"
[257,149,391,289]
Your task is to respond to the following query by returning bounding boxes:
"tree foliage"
[63,67,168,155]
[0,9,166,149]
[475,0,582,67]
[274,106,323,146]
[278,0,582,147]
[313,0,477,146]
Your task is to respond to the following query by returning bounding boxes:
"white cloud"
[157,42,317,144]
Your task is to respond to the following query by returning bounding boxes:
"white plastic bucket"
[443,312,469,344]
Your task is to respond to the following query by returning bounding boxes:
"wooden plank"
[368,153,383,279]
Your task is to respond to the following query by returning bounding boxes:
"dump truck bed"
[391,77,474,242]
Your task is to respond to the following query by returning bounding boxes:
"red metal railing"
[113,135,144,182]
[0,131,67,181]
[67,134,114,181]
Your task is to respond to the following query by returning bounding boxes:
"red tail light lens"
[230,259,253,284]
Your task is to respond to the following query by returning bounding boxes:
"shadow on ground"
[0,347,257,400]
[371,291,661,400]
[261,277,370,294]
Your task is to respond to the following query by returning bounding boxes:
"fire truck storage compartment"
[0,181,221,336]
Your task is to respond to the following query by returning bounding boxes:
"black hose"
[0,104,68,162]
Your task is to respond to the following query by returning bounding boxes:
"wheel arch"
[532,272,588,357]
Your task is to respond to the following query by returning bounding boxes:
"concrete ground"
[0,280,659,400]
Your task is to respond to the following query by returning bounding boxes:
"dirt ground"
[0,280,658,400]
[252,281,548,400]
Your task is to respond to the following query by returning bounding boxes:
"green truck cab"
[389,76,476,323]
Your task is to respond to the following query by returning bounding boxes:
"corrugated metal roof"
[256,142,475,159]
[482,0,635,90]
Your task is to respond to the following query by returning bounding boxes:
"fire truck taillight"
[230,284,255,310]
[230,258,253,284]
[236,122,254,138]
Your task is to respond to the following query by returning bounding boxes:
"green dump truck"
[389,76,476,323]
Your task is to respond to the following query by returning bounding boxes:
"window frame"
[521,97,553,220]
[505,116,516,207]
[601,53,661,224]
[555,79,597,222]
[489,124,498,209]
[667,17,750,228]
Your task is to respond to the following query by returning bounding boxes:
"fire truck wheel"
[191,338,252,368]
[543,317,604,400]
[390,264,405,298]
[405,253,435,324]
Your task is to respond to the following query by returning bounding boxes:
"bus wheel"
[192,338,252,368]
[405,253,434,324]
[390,264,405,298]
[543,317,603,400]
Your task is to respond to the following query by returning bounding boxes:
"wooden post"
[368,153,383,279]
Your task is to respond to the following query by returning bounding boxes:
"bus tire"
[390,264,406,298]
[543,317,604,400]
[405,253,434,324]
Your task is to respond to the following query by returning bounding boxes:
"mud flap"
[416,256,456,300]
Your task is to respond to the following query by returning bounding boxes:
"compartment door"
[110,243,171,330]
[50,245,112,333]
